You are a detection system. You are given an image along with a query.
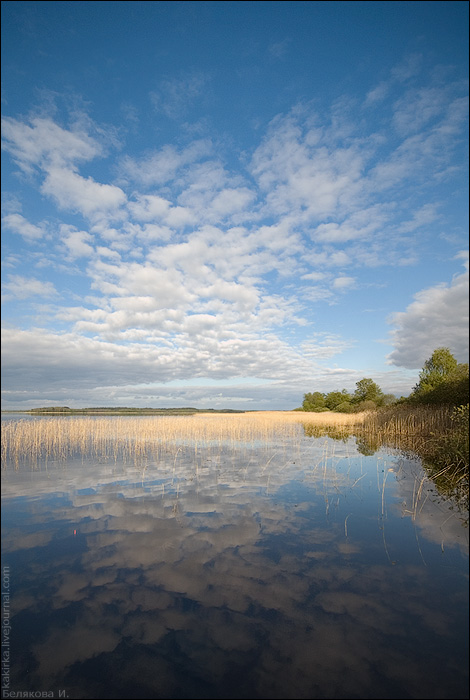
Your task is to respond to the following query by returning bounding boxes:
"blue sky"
[1,0,468,410]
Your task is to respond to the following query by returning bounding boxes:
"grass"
[1,411,367,469]
[3,407,467,468]
[2,407,467,509]
[2,407,467,528]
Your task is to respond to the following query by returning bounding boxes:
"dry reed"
[1,406,464,472]
[3,412,363,469]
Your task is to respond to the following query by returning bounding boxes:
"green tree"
[410,348,469,405]
[352,378,384,407]
[324,389,352,410]
[412,347,459,396]
[335,401,354,413]
[302,392,327,412]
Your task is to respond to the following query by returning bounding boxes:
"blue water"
[1,425,468,699]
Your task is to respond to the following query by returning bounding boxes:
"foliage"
[413,347,458,393]
[353,399,378,412]
[334,401,354,413]
[300,349,467,416]
[409,348,469,406]
[425,403,469,472]
[301,378,392,413]
[324,389,352,410]
[352,378,384,406]
[302,392,327,412]
[382,393,398,406]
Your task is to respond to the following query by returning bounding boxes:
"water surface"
[1,418,468,699]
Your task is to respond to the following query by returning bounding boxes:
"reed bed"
[2,408,467,523]
[359,404,468,470]
[360,404,455,440]
[1,411,364,469]
[2,406,466,472]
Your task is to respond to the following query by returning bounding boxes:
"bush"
[335,402,354,413]
[354,400,377,412]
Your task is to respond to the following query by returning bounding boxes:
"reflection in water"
[1,424,468,700]
[303,421,469,518]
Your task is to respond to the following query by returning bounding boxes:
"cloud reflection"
[1,438,468,699]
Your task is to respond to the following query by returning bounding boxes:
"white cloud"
[0,326,312,394]
[312,205,388,244]
[387,257,469,368]
[332,276,356,290]
[301,334,355,360]
[2,275,58,300]
[119,139,213,186]
[88,260,195,312]
[61,227,95,259]
[1,56,468,410]
[392,87,447,136]
[250,112,367,221]
[1,213,46,241]
[127,194,195,229]
[41,167,126,218]
[390,54,423,82]
[207,187,256,221]
[397,204,439,233]
[1,116,101,172]
[365,82,389,105]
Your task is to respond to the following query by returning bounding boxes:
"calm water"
[1,417,468,699]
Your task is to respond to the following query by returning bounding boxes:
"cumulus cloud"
[1,63,468,409]
[249,111,367,222]
[1,116,101,172]
[41,167,126,218]
[119,139,213,186]
[60,226,95,259]
[2,275,58,300]
[332,276,356,290]
[1,213,46,241]
[301,334,355,360]
[127,194,195,229]
[387,257,469,368]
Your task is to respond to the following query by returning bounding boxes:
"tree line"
[299,347,469,412]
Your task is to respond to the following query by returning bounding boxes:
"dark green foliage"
[425,403,469,472]
[409,348,469,406]
[302,392,327,412]
[301,348,468,415]
[334,401,354,413]
[354,399,378,412]
[413,347,458,394]
[301,379,392,412]
[324,389,352,410]
[352,378,384,406]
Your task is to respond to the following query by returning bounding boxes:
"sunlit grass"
[3,411,365,469]
[1,407,461,468]
[2,408,467,527]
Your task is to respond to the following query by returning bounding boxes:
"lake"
[1,414,468,699]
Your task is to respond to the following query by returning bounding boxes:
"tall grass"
[2,406,467,473]
[2,408,467,523]
[2,412,363,469]
[359,404,468,470]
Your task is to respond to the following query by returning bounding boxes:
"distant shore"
[1,407,247,415]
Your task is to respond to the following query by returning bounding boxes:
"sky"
[1,1,468,411]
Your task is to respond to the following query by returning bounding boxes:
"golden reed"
[2,411,369,469]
